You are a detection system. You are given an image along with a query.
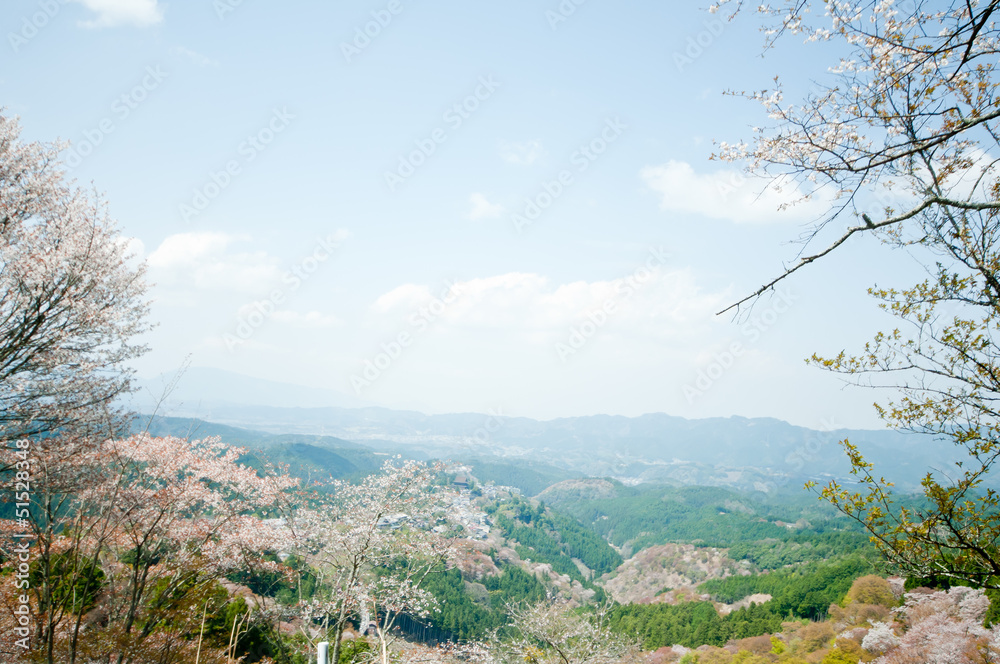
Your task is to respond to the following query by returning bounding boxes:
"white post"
[317,641,330,664]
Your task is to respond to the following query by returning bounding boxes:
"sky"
[0,0,928,429]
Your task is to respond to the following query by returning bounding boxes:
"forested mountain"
[14,410,968,664]
[117,409,987,664]
[542,480,869,557]
[139,369,964,491]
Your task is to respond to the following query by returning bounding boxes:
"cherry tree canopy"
[0,112,150,445]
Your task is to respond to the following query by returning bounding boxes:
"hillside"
[90,416,976,664]
[118,412,986,664]
[601,544,739,605]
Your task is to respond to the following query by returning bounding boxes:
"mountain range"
[132,367,963,492]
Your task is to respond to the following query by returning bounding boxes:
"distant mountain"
[457,458,584,496]
[131,366,371,414]
[135,414,382,484]
[136,413,366,450]
[134,370,964,492]
[134,414,581,495]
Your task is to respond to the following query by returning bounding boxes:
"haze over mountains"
[134,367,961,493]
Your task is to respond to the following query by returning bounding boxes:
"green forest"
[609,554,874,648]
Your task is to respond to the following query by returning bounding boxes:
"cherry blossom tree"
[293,458,456,664]
[863,586,1000,663]
[0,433,297,664]
[0,112,150,448]
[863,621,901,656]
[471,598,640,664]
[357,546,454,664]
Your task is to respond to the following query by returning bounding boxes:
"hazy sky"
[1,0,925,429]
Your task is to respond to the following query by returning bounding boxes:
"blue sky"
[1,0,924,428]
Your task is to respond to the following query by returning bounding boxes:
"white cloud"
[499,140,544,166]
[255,309,341,329]
[371,283,434,314]
[71,0,163,28]
[466,192,503,220]
[641,160,832,224]
[170,46,219,68]
[936,146,1000,200]
[148,232,282,296]
[116,235,145,257]
[148,232,230,267]
[341,268,744,420]
[368,268,725,340]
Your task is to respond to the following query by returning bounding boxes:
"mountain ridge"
[130,368,960,492]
